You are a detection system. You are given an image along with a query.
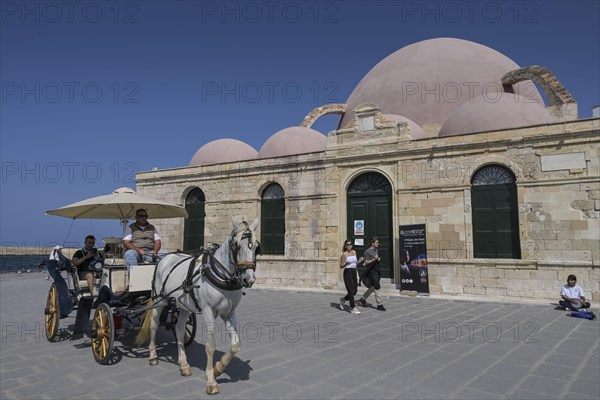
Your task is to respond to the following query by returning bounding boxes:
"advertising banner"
[399,224,429,294]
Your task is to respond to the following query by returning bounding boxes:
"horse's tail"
[135,299,154,346]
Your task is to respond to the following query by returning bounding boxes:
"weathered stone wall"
[137,115,599,303]
[392,117,599,302]
[137,153,339,288]
[429,261,600,302]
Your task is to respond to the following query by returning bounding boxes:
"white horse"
[136,218,259,395]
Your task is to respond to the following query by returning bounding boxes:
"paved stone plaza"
[1,273,598,399]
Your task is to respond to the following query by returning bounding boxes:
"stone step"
[336,280,404,296]
[378,281,401,295]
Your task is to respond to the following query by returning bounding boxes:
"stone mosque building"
[137,38,599,303]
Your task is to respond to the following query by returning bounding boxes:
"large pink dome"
[189,139,257,166]
[258,127,327,159]
[438,94,554,137]
[340,38,544,127]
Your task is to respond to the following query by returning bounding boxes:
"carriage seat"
[70,267,93,294]
[78,279,90,289]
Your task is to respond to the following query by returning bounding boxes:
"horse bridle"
[229,228,260,275]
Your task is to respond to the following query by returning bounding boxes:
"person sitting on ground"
[559,274,591,311]
[72,235,104,294]
[123,209,163,273]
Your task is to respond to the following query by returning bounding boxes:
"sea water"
[0,255,48,273]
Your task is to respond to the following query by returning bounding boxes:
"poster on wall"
[399,224,429,294]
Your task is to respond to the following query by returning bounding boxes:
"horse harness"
[150,229,259,312]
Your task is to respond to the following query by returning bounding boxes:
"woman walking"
[339,240,363,315]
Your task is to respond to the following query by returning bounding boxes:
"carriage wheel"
[171,311,197,347]
[44,284,60,341]
[91,303,114,364]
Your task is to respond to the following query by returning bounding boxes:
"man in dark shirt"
[72,235,104,294]
[358,237,386,311]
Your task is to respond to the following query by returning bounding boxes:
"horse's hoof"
[214,369,222,378]
[149,358,158,366]
[180,367,192,377]
[206,385,219,395]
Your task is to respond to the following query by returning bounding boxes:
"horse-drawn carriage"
[45,188,260,394]
[44,248,197,364]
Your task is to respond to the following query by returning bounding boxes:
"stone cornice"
[137,119,598,186]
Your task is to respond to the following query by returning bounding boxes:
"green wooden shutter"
[472,165,520,259]
[493,185,521,258]
[184,188,205,251]
[261,184,285,255]
[472,186,498,258]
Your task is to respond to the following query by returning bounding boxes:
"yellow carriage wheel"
[44,284,60,341]
[91,303,114,364]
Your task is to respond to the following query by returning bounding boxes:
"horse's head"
[230,217,260,288]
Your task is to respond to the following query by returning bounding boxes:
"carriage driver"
[123,209,163,273]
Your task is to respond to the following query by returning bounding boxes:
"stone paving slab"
[1,273,599,399]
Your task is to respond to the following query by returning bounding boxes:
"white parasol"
[45,187,187,220]
[45,187,188,235]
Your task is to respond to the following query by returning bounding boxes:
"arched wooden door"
[347,172,393,278]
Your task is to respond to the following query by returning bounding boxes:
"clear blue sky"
[1,0,599,249]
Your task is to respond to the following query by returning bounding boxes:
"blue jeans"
[124,249,164,273]
[560,300,590,310]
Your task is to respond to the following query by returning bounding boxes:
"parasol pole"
[121,219,128,237]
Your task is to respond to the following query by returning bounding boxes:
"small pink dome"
[258,127,327,159]
[340,38,544,127]
[438,94,554,137]
[189,139,257,166]
[383,114,429,140]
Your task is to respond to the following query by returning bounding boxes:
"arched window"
[471,165,521,259]
[261,183,285,255]
[183,188,205,251]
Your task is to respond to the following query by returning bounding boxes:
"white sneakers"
[340,297,361,314]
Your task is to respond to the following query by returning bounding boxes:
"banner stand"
[399,224,430,294]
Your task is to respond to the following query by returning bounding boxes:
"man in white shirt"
[559,275,591,311]
[123,209,163,272]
